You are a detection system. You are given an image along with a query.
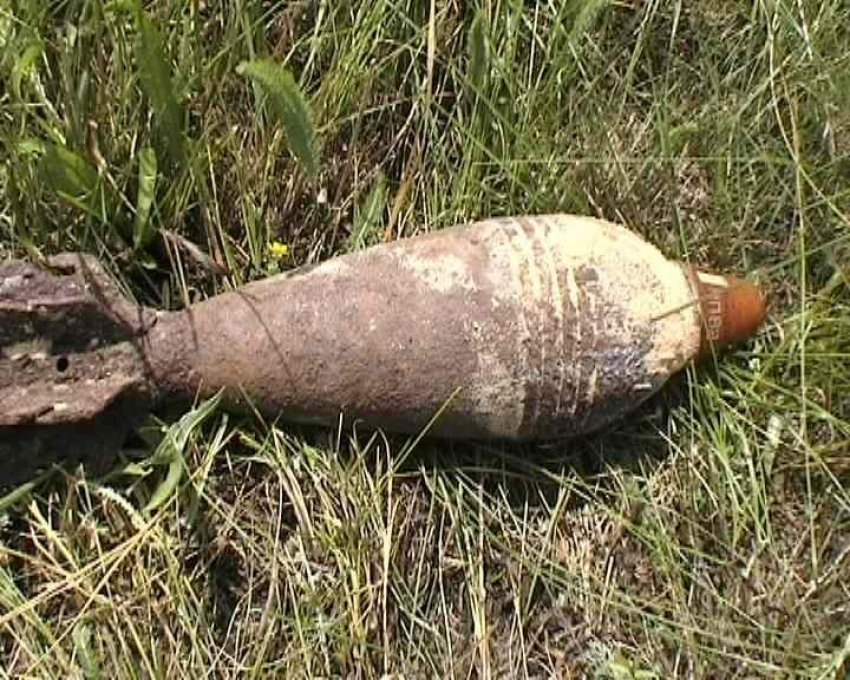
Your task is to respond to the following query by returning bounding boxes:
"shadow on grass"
[278,369,704,513]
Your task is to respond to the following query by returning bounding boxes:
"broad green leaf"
[17,138,45,157]
[133,146,158,248]
[236,59,320,181]
[38,143,117,224]
[11,40,44,101]
[145,454,184,514]
[144,393,222,513]
[118,462,151,477]
[467,11,488,94]
[349,172,386,251]
[39,144,102,217]
[132,6,185,165]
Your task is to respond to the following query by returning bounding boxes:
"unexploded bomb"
[0,214,766,485]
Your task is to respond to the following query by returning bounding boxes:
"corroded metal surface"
[1,214,766,485]
[0,255,156,486]
[146,215,704,439]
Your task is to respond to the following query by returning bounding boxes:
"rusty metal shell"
[146,215,708,439]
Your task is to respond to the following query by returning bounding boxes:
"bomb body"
[146,215,764,439]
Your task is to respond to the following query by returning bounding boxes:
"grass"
[1,0,850,676]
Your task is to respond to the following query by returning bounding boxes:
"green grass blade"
[72,621,102,680]
[38,143,114,222]
[467,10,488,95]
[40,144,98,200]
[144,393,222,513]
[236,58,321,182]
[145,454,184,514]
[350,171,386,250]
[133,146,158,249]
[132,4,185,166]
[11,39,44,102]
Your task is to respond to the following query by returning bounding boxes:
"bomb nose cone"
[691,269,767,359]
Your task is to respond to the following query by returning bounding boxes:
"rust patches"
[0,257,156,487]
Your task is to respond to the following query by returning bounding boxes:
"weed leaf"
[41,144,97,198]
[145,393,222,513]
[0,478,38,513]
[38,143,112,220]
[132,6,185,166]
[236,59,320,181]
[467,10,488,94]
[350,172,386,250]
[145,455,184,515]
[133,146,158,248]
[11,40,44,101]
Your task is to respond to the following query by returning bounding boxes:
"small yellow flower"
[268,240,290,260]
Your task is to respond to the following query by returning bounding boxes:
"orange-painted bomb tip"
[691,269,767,359]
